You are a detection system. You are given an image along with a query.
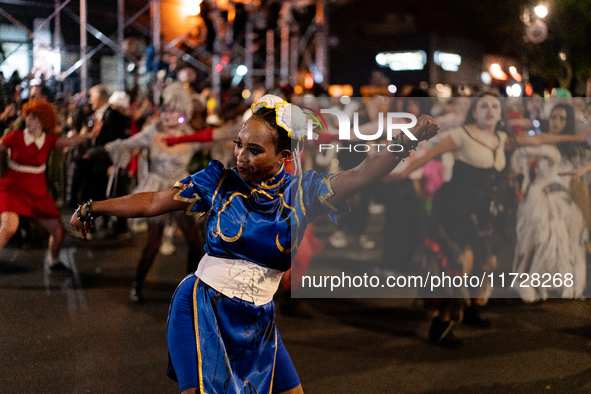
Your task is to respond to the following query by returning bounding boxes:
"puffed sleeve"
[446,126,464,147]
[105,124,157,168]
[1,129,19,147]
[173,160,226,213]
[299,170,350,224]
[106,122,157,152]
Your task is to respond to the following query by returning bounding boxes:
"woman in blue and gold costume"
[70,94,439,394]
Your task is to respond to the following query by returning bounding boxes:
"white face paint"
[472,96,502,129]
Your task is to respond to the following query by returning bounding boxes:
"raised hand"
[411,114,439,142]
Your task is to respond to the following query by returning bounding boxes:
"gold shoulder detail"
[173,181,203,215]
[317,174,339,214]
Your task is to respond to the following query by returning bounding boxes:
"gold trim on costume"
[173,180,191,195]
[270,191,299,254]
[252,164,286,189]
[318,174,339,214]
[211,171,228,207]
[218,223,243,242]
[178,272,196,286]
[212,192,249,241]
[298,183,307,220]
[251,189,299,254]
[191,277,208,394]
[173,181,203,215]
[211,186,298,254]
[269,327,278,394]
[275,234,292,253]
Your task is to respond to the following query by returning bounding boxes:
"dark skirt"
[431,160,501,266]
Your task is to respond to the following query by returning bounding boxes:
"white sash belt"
[196,254,284,306]
[8,160,46,174]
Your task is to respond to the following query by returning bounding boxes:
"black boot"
[428,318,462,349]
[463,305,492,329]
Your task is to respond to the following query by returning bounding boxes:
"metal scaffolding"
[0,0,331,100]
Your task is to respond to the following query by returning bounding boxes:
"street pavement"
[1,213,591,393]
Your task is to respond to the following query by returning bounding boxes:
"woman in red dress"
[0,99,94,269]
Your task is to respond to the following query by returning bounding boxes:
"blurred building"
[329,0,521,96]
[0,0,524,98]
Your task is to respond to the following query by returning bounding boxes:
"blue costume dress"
[167,160,347,393]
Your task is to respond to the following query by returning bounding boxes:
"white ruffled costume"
[511,145,587,299]
[105,122,207,222]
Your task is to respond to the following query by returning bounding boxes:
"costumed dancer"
[94,82,210,302]
[0,99,96,269]
[391,95,589,348]
[512,102,590,301]
[70,94,439,394]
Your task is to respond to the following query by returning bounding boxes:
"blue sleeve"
[300,170,350,224]
[173,160,226,213]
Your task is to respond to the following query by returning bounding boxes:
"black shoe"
[463,306,492,329]
[49,262,70,271]
[429,319,463,349]
[129,282,144,303]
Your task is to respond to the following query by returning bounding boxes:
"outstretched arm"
[166,121,242,146]
[513,131,588,147]
[559,162,591,178]
[70,187,189,238]
[55,124,101,150]
[55,133,93,150]
[326,115,439,206]
[384,135,459,182]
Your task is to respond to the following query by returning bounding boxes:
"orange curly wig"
[22,99,58,133]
